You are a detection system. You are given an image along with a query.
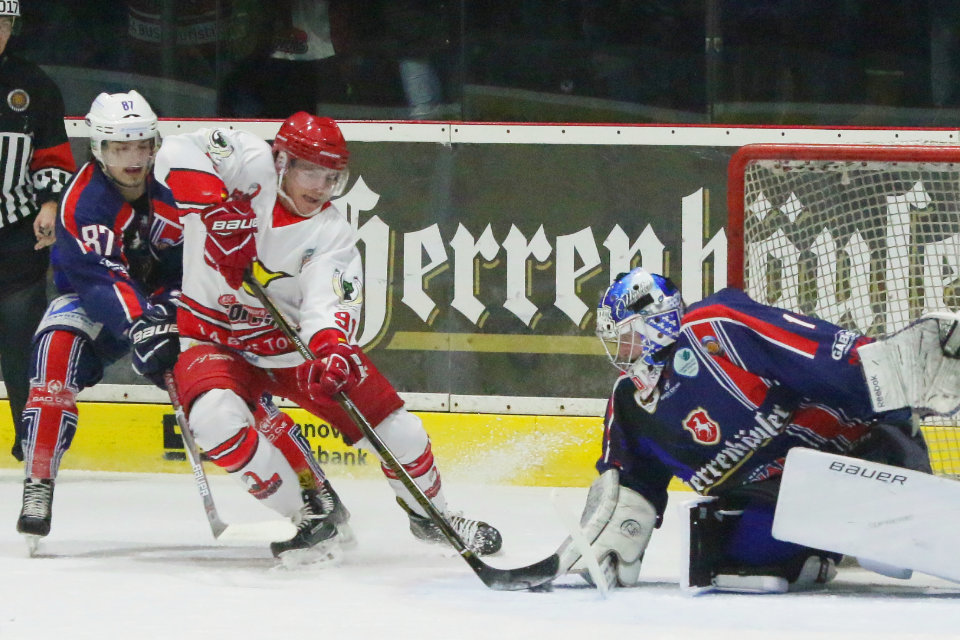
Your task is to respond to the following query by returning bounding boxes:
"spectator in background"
[126,0,259,89]
[220,0,347,117]
[930,0,960,107]
[380,0,455,119]
[0,2,76,461]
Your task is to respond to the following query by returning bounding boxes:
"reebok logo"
[869,374,885,407]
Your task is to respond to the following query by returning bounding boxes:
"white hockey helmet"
[596,267,684,396]
[85,90,160,165]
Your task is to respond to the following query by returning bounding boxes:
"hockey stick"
[242,269,559,590]
[164,371,228,539]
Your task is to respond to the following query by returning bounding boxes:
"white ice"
[1,469,958,640]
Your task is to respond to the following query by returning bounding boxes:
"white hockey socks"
[354,409,447,516]
[190,389,305,518]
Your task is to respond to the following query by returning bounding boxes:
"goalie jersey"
[599,287,905,517]
[154,128,363,369]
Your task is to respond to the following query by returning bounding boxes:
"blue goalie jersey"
[598,287,902,517]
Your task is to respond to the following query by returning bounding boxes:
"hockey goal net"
[727,143,960,478]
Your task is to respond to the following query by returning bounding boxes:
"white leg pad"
[773,448,960,584]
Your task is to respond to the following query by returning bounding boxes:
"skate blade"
[23,534,41,557]
[278,540,344,569]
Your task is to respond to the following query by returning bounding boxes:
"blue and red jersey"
[599,287,898,516]
[52,161,183,341]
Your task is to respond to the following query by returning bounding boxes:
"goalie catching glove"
[555,468,657,589]
[201,186,260,289]
[296,329,367,400]
[858,311,960,416]
[130,302,180,388]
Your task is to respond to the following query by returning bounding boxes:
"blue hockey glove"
[130,302,180,388]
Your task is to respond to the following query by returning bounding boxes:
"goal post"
[727,143,960,477]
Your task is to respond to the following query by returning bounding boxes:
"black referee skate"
[398,497,503,556]
[271,480,352,563]
[17,478,54,540]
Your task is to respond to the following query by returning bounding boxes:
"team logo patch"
[831,329,857,361]
[242,471,282,499]
[673,348,699,377]
[333,269,363,304]
[683,408,721,445]
[701,335,724,356]
[7,89,28,112]
[46,380,63,395]
[206,129,234,159]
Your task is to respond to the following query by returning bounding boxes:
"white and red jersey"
[153,128,363,368]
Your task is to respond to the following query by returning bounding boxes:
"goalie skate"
[398,498,503,555]
[271,481,352,566]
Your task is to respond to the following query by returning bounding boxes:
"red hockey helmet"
[273,112,350,216]
[273,112,349,171]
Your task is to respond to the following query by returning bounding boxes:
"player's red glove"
[201,187,259,289]
[296,329,367,400]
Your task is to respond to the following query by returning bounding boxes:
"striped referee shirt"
[0,51,75,229]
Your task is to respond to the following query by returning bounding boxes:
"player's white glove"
[858,311,960,416]
[556,469,657,589]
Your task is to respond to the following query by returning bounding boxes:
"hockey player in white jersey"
[153,113,501,562]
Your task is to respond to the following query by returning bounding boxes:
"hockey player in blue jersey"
[555,267,958,593]
[14,91,183,544]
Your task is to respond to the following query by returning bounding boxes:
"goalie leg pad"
[557,469,657,588]
[682,497,837,594]
[858,311,960,415]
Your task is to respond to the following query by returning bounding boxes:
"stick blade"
[468,552,560,591]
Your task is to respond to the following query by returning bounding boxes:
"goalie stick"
[164,371,228,538]
[242,267,559,591]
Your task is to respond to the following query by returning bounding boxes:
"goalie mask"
[596,268,684,396]
[273,112,350,218]
[86,90,160,189]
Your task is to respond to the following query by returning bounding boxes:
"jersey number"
[80,224,116,255]
[334,311,358,342]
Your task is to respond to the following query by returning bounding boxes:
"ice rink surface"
[1,468,959,640]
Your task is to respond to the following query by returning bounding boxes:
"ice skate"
[320,479,356,550]
[271,481,351,566]
[17,478,54,555]
[397,497,502,555]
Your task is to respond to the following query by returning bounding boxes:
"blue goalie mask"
[596,268,684,395]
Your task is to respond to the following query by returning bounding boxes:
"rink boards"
[2,400,957,487]
[0,400,611,488]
